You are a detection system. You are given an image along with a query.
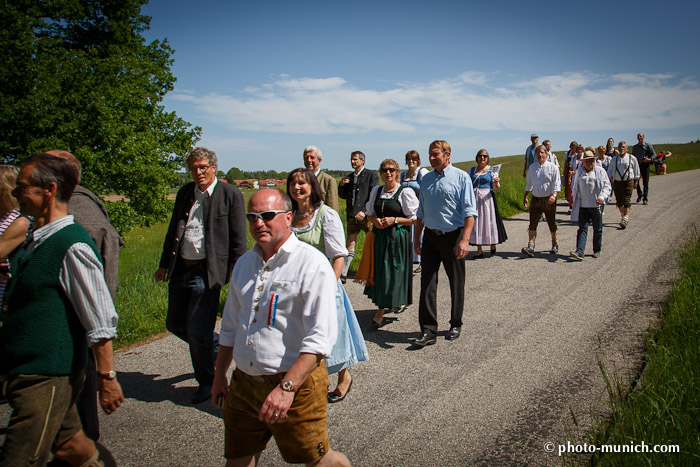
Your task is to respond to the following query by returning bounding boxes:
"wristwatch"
[280,379,297,393]
[98,370,117,380]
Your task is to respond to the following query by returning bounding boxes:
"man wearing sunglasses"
[155,147,247,405]
[213,189,350,466]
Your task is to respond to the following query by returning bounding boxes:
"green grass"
[582,226,700,465]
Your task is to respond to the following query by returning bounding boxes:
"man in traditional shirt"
[0,153,122,466]
[522,145,562,257]
[607,141,641,230]
[212,189,349,466]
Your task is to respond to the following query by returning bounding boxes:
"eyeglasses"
[245,210,288,222]
[190,165,212,173]
[13,183,40,193]
[380,168,396,173]
[477,155,488,158]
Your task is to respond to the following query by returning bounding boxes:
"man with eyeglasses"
[412,140,476,347]
[212,189,350,466]
[1,153,122,466]
[155,147,246,405]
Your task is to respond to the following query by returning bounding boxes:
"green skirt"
[363,225,413,308]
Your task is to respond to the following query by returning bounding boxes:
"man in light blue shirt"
[412,140,476,347]
[523,133,539,178]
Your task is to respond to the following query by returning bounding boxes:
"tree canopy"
[0,0,200,233]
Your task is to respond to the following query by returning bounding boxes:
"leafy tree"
[226,167,245,182]
[0,0,200,233]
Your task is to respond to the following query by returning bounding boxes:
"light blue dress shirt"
[417,164,477,232]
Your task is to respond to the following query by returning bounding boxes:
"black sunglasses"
[246,210,287,222]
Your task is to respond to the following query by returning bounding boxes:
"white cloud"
[170,71,700,136]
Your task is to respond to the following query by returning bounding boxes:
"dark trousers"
[418,228,466,337]
[575,207,603,255]
[75,351,99,441]
[166,260,220,386]
[636,163,650,201]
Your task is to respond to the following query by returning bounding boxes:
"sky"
[141,0,700,172]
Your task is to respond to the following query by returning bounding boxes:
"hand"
[259,386,295,424]
[596,197,605,205]
[372,218,384,230]
[523,197,529,209]
[455,237,469,260]
[211,373,229,408]
[547,194,556,205]
[98,378,124,414]
[154,268,167,282]
[339,177,350,186]
[355,211,366,221]
[414,241,421,256]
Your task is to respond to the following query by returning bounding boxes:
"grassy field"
[583,227,700,465]
[113,141,700,349]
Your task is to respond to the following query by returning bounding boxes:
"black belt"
[182,258,205,267]
[426,227,460,236]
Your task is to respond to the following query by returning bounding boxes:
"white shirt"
[607,153,641,181]
[181,178,217,260]
[26,215,118,345]
[525,161,562,197]
[365,185,419,219]
[547,151,560,169]
[220,235,338,375]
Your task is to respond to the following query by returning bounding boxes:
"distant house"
[233,179,259,189]
[260,179,287,187]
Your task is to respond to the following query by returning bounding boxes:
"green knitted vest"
[0,222,101,375]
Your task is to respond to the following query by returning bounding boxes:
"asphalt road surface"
[2,169,699,466]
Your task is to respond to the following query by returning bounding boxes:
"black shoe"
[340,275,347,284]
[445,326,461,341]
[637,196,642,203]
[192,384,212,404]
[411,333,436,347]
[327,378,353,403]
[643,199,648,205]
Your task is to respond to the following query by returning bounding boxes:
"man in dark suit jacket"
[155,147,247,404]
[632,132,655,204]
[338,151,379,281]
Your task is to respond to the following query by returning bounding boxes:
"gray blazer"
[159,181,247,288]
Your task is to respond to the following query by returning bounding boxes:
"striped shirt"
[26,215,118,345]
[0,209,22,300]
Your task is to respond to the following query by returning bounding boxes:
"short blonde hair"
[429,140,451,155]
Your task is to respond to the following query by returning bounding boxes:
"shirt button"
[264,267,270,271]
[254,297,260,302]
[257,285,263,291]
[247,340,253,345]
[252,318,257,323]
[248,362,253,366]
[253,306,258,312]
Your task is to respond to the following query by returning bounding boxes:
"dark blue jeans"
[575,207,603,256]
[166,261,220,386]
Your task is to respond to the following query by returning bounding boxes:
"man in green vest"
[0,153,123,466]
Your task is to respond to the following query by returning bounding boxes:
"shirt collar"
[253,233,298,263]
[30,215,74,247]
[196,178,217,199]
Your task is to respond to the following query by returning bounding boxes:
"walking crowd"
[0,132,663,466]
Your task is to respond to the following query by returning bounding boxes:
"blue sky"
[142,0,700,172]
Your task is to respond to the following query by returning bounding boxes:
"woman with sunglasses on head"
[360,158,418,329]
[468,150,507,258]
[286,168,368,404]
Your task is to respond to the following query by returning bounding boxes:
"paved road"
[3,169,699,466]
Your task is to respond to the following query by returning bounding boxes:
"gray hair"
[351,151,365,162]
[303,145,322,159]
[185,147,217,168]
